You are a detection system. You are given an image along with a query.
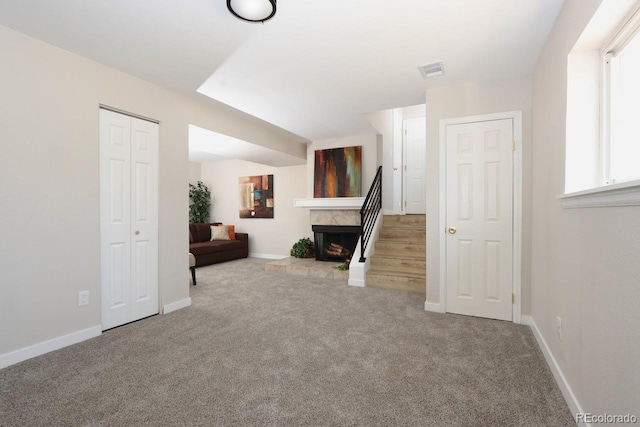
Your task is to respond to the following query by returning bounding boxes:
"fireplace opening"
[312,225,361,263]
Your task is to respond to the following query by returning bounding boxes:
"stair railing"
[359,166,382,262]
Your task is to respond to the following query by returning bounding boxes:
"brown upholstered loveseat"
[189,222,249,267]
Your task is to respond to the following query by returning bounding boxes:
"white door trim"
[437,111,523,323]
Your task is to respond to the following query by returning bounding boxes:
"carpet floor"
[0,258,575,426]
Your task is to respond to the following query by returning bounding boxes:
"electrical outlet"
[78,290,89,307]
[557,316,563,341]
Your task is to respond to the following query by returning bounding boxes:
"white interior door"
[100,109,158,330]
[404,117,426,214]
[445,118,513,321]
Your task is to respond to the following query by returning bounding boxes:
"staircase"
[366,214,426,294]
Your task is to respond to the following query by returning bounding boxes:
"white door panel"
[101,110,132,329]
[404,117,426,214]
[445,119,513,321]
[130,118,158,320]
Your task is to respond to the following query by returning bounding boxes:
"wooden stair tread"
[367,269,426,278]
[370,253,426,261]
[376,239,425,243]
[383,215,425,222]
[376,240,426,249]
[366,272,425,294]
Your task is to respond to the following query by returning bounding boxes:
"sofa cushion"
[189,240,245,256]
[192,222,222,242]
[192,223,210,242]
[210,225,230,240]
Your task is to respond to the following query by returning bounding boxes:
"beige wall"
[361,110,395,212]
[0,25,303,358]
[188,162,202,184]
[531,0,640,415]
[425,79,533,313]
[200,160,310,257]
[401,104,426,120]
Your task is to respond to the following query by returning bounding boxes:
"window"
[604,22,640,184]
[561,2,640,207]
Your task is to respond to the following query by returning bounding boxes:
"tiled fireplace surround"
[310,209,360,227]
[264,207,361,281]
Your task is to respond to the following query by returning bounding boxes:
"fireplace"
[312,225,361,262]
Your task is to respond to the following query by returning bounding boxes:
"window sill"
[558,180,640,208]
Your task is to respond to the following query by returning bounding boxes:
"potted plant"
[290,237,314,258]
[189,181,211,223]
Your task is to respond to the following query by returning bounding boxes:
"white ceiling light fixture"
[227,0,276,23]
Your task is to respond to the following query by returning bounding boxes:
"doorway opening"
[362,103,425,215]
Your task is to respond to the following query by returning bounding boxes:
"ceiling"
[0,0,565,161]
[189,125,306,166]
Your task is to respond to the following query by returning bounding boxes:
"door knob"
[135,230,140,235]
[448,227,457,234]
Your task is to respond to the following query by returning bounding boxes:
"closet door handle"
[135,230,140,235]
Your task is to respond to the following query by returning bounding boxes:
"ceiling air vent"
[418,61,445,79]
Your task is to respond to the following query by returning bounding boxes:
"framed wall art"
[239,174,274,218]
[314,146,362,198]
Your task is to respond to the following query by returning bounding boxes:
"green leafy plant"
[189,181,211,223]
[332,263,349,271]
[290,237,314,258]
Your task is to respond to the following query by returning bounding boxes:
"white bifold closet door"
[100,108,159,331]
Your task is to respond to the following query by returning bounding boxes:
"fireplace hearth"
[312,225,361,262]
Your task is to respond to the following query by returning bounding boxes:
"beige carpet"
[0,258,574,426]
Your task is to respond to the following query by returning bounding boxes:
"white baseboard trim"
[527,316,586,427]
[348,278,365,287]
[250,253,288,260]
[163,297,192,314]
[424,301,445,313]
[0,325,102,370]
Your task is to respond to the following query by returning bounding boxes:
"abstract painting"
[239,174,274,218]
[314,146,362,198]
